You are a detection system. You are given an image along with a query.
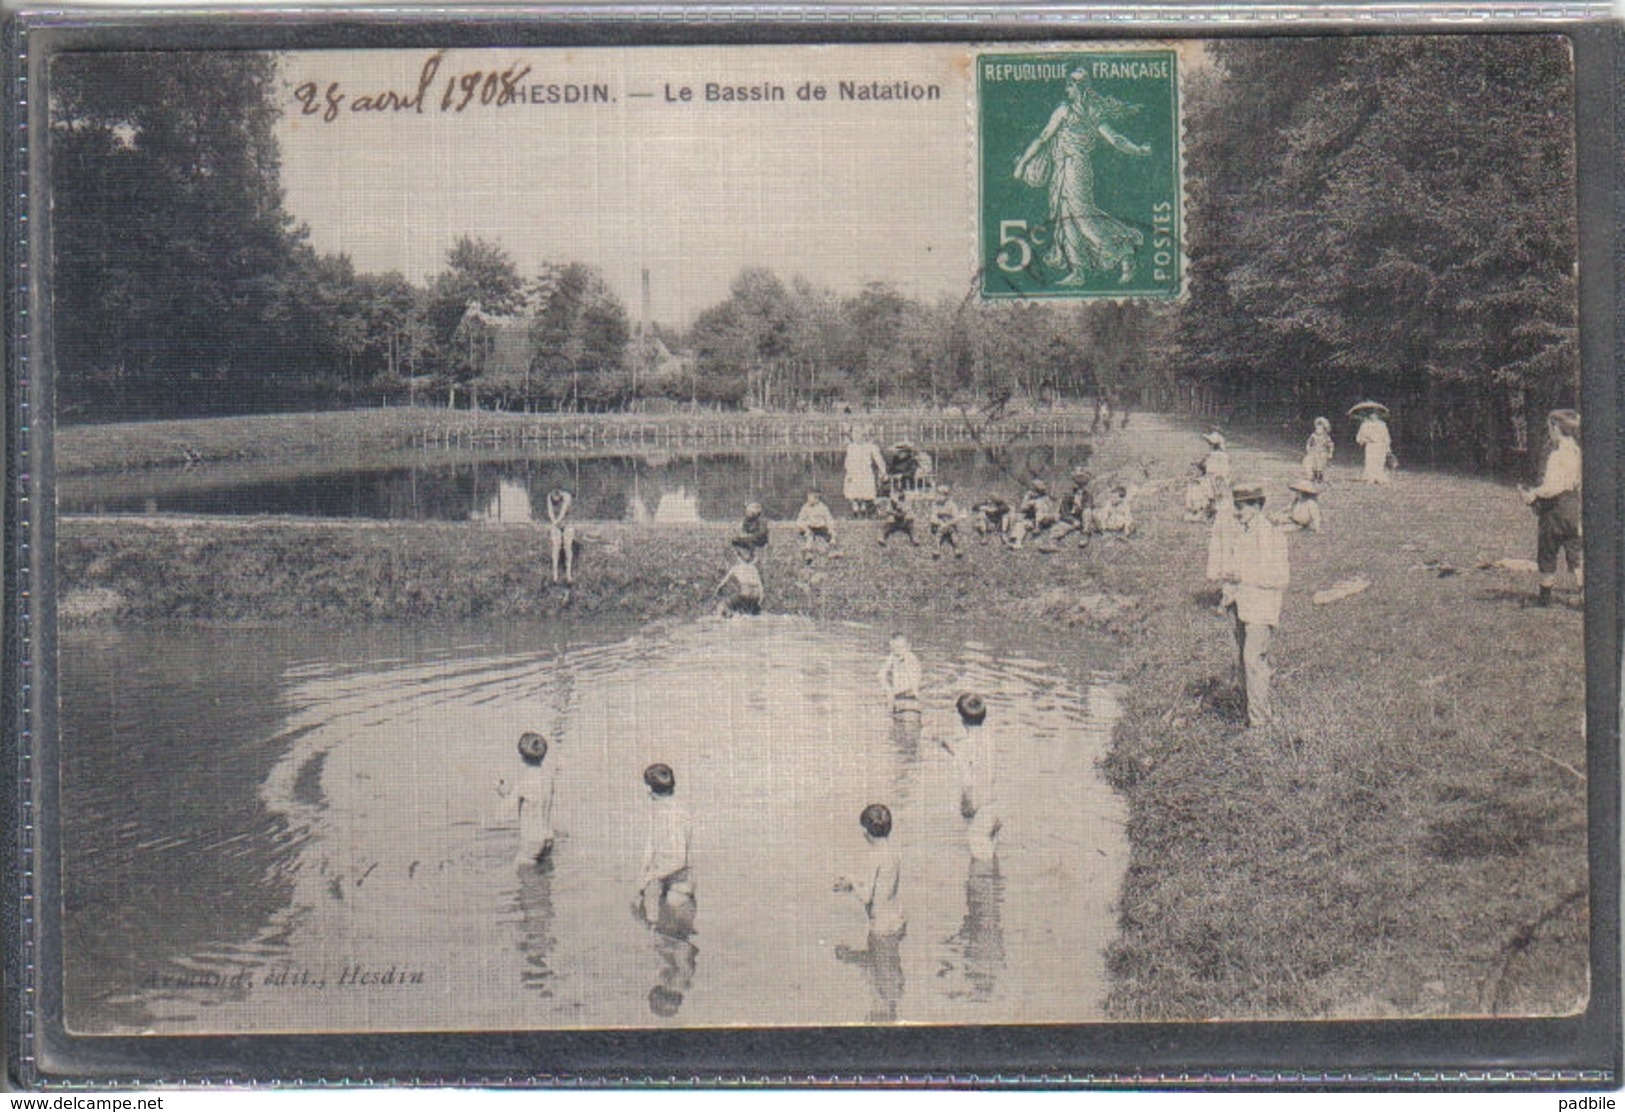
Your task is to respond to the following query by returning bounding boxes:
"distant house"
[456,301,533,379]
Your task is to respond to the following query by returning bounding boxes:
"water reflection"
[61,618,1125,1033]
[646,899,699,1020]
[652,489,701,524]
[62,444,1086,525]
[888,709,923,800]
[939,859,1005,1002]
[511,861,557,995]
[836,930,906,1023]
[473,479,534,524]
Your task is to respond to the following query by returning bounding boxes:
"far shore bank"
[55,404,1112,478]
[54,414,1590,1022]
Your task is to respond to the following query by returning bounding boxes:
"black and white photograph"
[20,22,1611,1071]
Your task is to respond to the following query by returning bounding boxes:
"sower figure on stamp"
[1521,408,1582,608]
[1212,483,1290,729]
[545,488,577,585]
[1013,68,1151,286]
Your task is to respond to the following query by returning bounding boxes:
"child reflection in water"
[646,899,698,1019]
[889,711,923,800]
[834,803,907,1022]
[940,858,1005,1002]
[512,858,557,994]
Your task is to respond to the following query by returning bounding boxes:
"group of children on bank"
[974,468,1138,552]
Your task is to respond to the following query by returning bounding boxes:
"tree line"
[51,41,1580,472]
[1171,36,1578,470]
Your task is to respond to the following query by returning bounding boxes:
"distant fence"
[406,411,1105,453]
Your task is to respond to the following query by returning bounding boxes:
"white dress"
[1356,418,1391,484]
[843,441,887,503]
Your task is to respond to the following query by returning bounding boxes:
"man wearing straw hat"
[1521,408,1583,608]
[1213,483,1290,728]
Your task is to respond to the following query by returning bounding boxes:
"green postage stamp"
[979,50,1182,300]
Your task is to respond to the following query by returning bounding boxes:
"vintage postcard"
[39,32,1595,1047]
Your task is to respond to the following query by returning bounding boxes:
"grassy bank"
[1091,440,1589,1020]
[55,415,1588,1019]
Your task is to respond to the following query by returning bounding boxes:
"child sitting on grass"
[928,486,966,560]
[795,491,839,563]
[877,491,921,548]
[1095,483,1137,538]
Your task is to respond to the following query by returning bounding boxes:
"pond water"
[60,443,1095,524]
[61,616,1126,1033]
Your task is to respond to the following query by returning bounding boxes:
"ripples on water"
[61,618,1125,1033]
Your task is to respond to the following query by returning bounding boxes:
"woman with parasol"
[1351,402,1392,485]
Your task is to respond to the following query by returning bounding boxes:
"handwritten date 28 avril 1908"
[293,53,538,122]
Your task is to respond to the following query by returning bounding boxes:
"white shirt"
[516,760,557,842]
[851,840,906,936]
[879,649,922,698]
[946,725,996,812]
[1221,514,1290,626]
[797,501,836,531]
[1530,438,1581,499]
[642,797,692,886]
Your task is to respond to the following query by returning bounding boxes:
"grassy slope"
[55,414,1589,1019]
[1092,424,1588,1020]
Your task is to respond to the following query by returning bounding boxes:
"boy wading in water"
[878,633,922,717]
[501,731,558,865]
[940,693,1000,862]
[635,763,694,930]
[715,547,764,617]
[833,803,907,1021]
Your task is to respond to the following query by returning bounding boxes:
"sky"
[276,44,976,326]
[276,42,1204,326]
